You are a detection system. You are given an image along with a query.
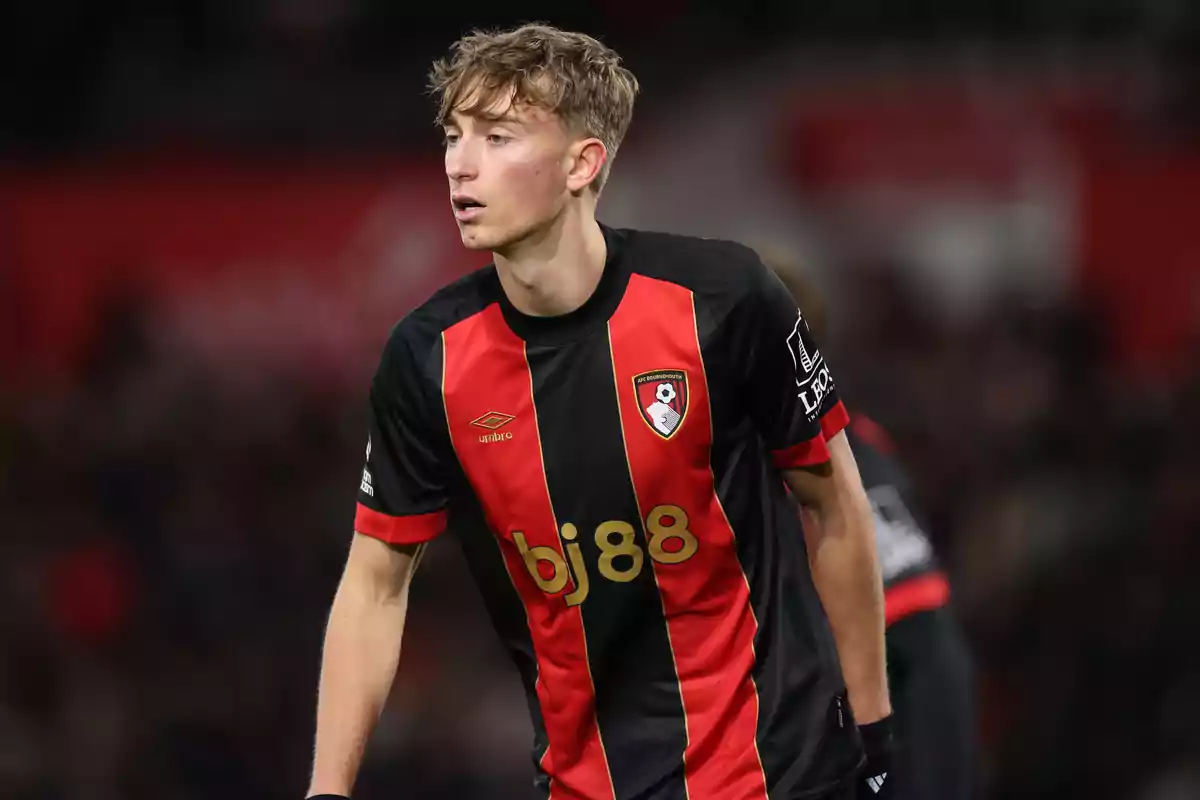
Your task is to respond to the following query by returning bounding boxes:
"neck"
[494,204,607,318]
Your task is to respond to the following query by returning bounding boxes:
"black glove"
[857,714,896,798]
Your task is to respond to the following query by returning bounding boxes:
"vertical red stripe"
[442,305,613,800]
[608,275,769,800]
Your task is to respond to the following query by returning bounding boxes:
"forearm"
[308,575,411,796]
[801,491,890,725]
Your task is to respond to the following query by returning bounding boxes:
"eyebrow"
[479,111,521,123]
[446,107,523,126]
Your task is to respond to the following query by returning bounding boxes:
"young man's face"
[443,91,577,253]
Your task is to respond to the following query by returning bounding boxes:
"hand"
[307,795,350,799]
[857,714,895,798]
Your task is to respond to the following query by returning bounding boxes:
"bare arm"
[307,533,425,797]
[785,430,891,725]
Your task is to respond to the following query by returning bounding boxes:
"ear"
[565,137,608,193]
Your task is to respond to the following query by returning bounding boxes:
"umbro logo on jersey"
[471,411,516,443]
[634,369,689,439]
[867,773,888,793]
[471,411,515,430]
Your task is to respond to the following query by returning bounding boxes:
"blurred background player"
[757,245,978,800]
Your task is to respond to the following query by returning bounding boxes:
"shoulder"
[379,265,499,379]
[615,228,790,339]
[619,228,768,301]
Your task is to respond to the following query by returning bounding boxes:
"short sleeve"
[354,323,450,545]
[740,260,849,468]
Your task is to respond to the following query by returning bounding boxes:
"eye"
[486,133,511,145]
[442,131,460,147]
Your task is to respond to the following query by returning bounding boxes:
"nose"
[445,137,479,183]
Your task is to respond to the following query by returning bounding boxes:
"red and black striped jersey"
[354,225,863,800]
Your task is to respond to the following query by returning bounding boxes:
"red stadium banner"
[1,155,483,390]
[1072,147,1200,383]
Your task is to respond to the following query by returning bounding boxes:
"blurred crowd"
[2,284,534,800]
[3,253,1198,800]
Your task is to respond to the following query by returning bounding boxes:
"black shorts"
[886,605,977,800]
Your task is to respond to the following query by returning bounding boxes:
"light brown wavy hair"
[428,23,640,193]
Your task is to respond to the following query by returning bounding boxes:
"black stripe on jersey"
[526,333,689,800]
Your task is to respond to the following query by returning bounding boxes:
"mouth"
[452,196,486,220]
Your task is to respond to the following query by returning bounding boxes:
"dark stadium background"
[3,2,1199,798]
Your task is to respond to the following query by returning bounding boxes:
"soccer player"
[759,248,977,800]
[307,24,894,800]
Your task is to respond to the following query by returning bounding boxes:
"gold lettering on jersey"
[561,523,590,607]
[595,521,643,583]
[512,530,569,594]
[513,505,700,607]
[645,505,699,563]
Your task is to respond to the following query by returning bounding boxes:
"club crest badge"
[634,370,689,439]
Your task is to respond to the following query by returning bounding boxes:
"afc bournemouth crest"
[634,370,689,439]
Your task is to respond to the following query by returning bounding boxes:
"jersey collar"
[494,222,630,345]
